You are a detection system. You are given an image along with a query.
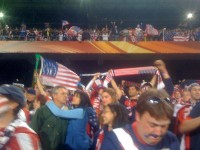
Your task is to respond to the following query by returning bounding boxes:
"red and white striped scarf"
[95,130,104,150]
[103,66,165,89]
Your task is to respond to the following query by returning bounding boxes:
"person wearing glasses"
[100,89,180,150]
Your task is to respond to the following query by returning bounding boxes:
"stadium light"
[187,13,193,19]
[0,12,4,18]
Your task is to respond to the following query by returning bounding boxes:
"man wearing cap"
[179,83,200,150]
[0,84,41,150]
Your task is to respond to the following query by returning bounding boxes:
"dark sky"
[0,0,200,29]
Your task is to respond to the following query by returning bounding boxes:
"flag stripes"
[40,57,79,91]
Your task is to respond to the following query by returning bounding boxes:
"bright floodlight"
[0,12,4,18]
[187,13,193,19]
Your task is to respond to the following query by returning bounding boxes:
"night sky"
[0,0,200,29]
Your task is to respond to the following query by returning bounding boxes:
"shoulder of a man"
[5,126,40,150]
[160,131,180,150]
[190,101,200,118]
[30,105,54,132]
[100,130,121,150]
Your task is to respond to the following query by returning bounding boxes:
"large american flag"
[40,57,80,91]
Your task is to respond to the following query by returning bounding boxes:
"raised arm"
[86,72,101,92]
[154,60,174,96]
[35,72,47,96]
[179,116,200,133]
[46,101,84,119]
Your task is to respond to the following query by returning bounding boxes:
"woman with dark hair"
[46,90,98,150]
[94,102,129,150]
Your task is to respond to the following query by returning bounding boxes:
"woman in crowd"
[93,103,129,150]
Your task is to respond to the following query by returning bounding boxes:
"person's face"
[141,85,151,94]
[136,111,170,145]
[98,88,104,96]
[54,88,69,105]
[190,86,200,101]
[102,106,115,127]
[26,93,36,102]
[128,86,138,97]
[72,93,81,106]
[182,91,191,102]
[174,90,182,99]
[33,100,40,110]
[0,95,19,128]
[102,92,113,106]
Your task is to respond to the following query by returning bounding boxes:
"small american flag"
[67,26,81,36]
[173,35,189,42]
[145,24,159,36]
[40,57,80,91]
[62,20,69,27]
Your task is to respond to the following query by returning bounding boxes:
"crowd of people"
[1,59,200,150]
[0,22,200,42]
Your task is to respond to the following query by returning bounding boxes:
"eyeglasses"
[147,96,171,104]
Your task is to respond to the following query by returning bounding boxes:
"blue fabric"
[100,124,180,150]
[46,101,84,119]
[46,101,95,150]
[189,101,200,150]
[65,108,90,150]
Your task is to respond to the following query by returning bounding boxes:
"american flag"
[67,26,81,36]
[40,57,80,91]
[62,20,69,27]
[173,35,189,42]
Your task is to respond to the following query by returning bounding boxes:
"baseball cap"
[0,84,25,107]
[27,88,36,95]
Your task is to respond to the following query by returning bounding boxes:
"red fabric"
[22,107,30,124]
[132,122,146,145]
[96,130,104,150]
[177,105,192,150]
[3,127,40,150]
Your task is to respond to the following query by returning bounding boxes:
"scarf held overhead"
[103,66,165,89]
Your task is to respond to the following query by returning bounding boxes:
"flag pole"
[80,72,107,77]
[163,28,166,41]
[32,54,41,86]
[35,54,41,72]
